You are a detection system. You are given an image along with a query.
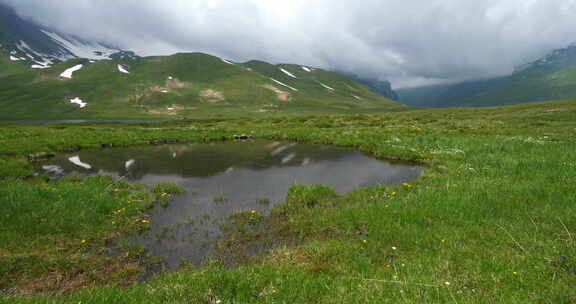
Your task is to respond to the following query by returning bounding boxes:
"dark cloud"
[2,0,576,87]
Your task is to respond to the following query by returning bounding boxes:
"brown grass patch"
[15,261,141,294]
[150,86,168,93]
[263,85,291,101]
[166,77,191,89]
[200,89,225,102]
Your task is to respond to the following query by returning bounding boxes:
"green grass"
[152,182,183,207]
[0,176,157,293]
[0,99,575,302]
[397,56,576,108]
[0,53,402,120]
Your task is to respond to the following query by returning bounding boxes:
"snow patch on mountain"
[60,64,84,78]
[270,78,298,91]
[16,40,53,66]
[41,30,118,60]
[117,64,129,74]
[31,64,49,69]
[280,68,298,78]
[318,82,336,91]
[69,97,87,108]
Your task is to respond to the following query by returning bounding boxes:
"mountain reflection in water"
[39,140,423,268]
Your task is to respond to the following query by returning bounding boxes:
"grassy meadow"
[0,99,575,303]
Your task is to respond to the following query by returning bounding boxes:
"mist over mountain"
[1,0,575,88]
[0,3,136,68]
[397,43,576,107]
[0,3,403,120]
[2,1,576,110]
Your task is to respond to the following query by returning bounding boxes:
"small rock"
[233,134,252,140]
[27,152,55,161]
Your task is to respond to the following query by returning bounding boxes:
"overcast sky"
[2,0,576,88]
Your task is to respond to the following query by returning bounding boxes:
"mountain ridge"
[0,52,403,119]
[0,3,136,69]
[397,43,576,107]
[0,4,402,119]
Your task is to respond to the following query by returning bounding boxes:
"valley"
[398,43,576,107]
[0,99,575,303]
[1,1,576,303]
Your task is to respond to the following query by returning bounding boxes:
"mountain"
[0,4,402,119]
[0,3,136,70]
[345,75,398,101]
[397,43,576,107]
[0,53,403,119]
[396,77,508,107]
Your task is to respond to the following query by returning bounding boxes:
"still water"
[39,140,423,267]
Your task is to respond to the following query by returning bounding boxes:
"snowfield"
[280,68,298,78]
[69,97,87,108]
[60,64,84,79]
[16,40,54,67]
[270,78,298,91]
[117,64,130,74]
[42,30,118,60]
[318,82,336,91]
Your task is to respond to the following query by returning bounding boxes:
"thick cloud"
[2,0,576,87]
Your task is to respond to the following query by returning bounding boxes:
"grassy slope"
[0,53,402,120]
[397,64,576,107]
[0,99,575,303]
[396,77,508,107]
[0,48,29,77]
[463,65,576,106]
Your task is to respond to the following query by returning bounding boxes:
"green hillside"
[0,52,403,119]
[397,44,576,107]
[397,77,508,107]
[0,48,29,77]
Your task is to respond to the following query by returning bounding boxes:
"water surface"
[39,140,422,267]
[0,118,165,124]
